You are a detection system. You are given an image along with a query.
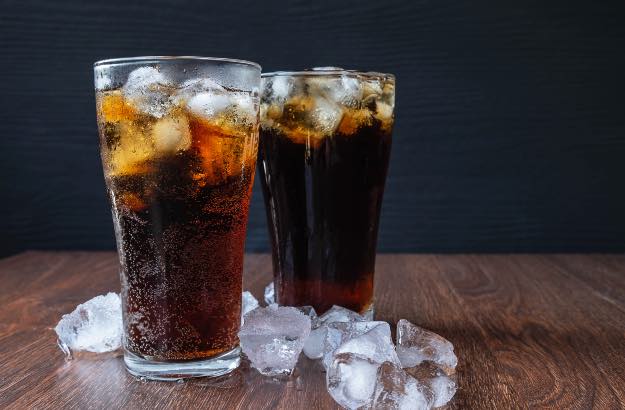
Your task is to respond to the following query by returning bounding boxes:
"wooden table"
[1,252,624,409]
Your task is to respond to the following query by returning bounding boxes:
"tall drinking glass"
[94,57,261,380]
[258,68,395,317]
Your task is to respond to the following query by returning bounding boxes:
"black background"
[1,0,624,257]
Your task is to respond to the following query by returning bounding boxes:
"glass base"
[361,303,375,320]
[124,346,241,381]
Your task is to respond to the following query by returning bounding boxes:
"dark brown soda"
[107,151,253,361]
[257,120,392,315]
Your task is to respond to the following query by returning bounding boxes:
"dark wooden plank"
[433,255,625,408]
[1,252,625,409]
[543,254,625,309]
[1,0,625,257]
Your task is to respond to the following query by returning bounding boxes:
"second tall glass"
[258,68,395,316]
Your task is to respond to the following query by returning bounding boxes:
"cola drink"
[94,57,260,379]
[258,69,395,315]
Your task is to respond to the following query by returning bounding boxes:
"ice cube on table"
[264,282,274,305]
[322,321,391,369]
[289,305,321,359]
[122,66,173,118]
[372,361,430,410]
[305,305,356,360]
[333,321,400,367]
[318,305,364,325]
[238,304,311,376]
[303,325,327,360]
[54,292,122,357]
[326,353,380,410]
[428,375,457,408]
[241,291,259,325]
[297,306,319,327]
[396,319,457,375]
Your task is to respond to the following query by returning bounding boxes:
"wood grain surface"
[1,0,625,256]
[0,252,624,409]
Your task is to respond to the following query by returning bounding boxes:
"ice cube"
[396,319,457,375]
[98,91,137,123]
[95,70,112,91]
[429,375,457,408]
[322,321,391,369]
[362,78,384,99]
[292,306,321,359]
[122,66,173,118]
[231,92,257,122]
[303,326,327,360]
[310,96,344,135]
[330,76,363,107]
[372,362,430,410]
[297,306,319,327]
[187,92,233,118]
[326,353,379,410]
[187,91,256,124]
[268,76,293,100]
[374,101,394,123]
[307,75,363,108]
[54,292,122,357]
[151,114,191,153]
[105,120,156,176]
[331,321,400,368]
[238,304,311,376]
[178,77,224,99]
[264,282,275,305]
[241,291,259,325]
[336,108,373,136]
[318,305,365,325]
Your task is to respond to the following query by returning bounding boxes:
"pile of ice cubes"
[239,288,457,409]
[55,288,457,409]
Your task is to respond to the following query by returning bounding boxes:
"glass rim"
[94,56,261,70]
[261,68,394,80]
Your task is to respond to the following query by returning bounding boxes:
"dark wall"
[1,0,624,257]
